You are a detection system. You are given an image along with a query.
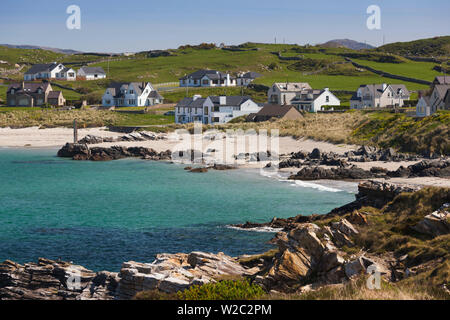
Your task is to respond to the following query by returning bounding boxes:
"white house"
[415,76,450,117]
[179,70,237,87]
[290,88,341,112]
[24,63,75,81]
[102,82,163,107]
[267,82,312,105]
[175,95,261,124]
[77,67,106,80]
[236,72,261,86]
[350,83,410,109]
[416,96,431,117]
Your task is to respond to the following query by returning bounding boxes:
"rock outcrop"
[0,258,118,300]
[412,203,450,237]
[57,143,172,161]
[117,252,256,299]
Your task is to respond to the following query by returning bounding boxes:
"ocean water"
[0,148,357,271]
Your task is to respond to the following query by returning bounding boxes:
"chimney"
[22,81,25,89]
[382,83,387,91]
[324,87,329,92]
[226,73,230,86]
[193,94,202,101]
[220,96,226,105]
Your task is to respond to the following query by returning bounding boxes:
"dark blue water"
[0,148,356,271]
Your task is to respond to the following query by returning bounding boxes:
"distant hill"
[377,36,450,57]
[320,39,375,50]
[0,44,82,55]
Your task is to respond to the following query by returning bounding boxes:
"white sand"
[0,127,123,148]
[0,127,447,188]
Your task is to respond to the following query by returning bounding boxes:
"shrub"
[177,280,265,300]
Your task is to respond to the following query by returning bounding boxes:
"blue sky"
[0,0,449,52]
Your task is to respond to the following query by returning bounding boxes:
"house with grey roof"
[175,95,261,124]
[6,81,65,107]
[102,82,163,107]
[236,72,262,86]
[77,67,106,80]
[416,76,450,117]
[290,87,340,112]
[24,63,75,81]
[267,82,312,105]
[350,83,410,109]
[179,70,237,87]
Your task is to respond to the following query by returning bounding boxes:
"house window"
[204,107,209,115]
[212,117,220,123]
[130,90,134,94]
[202,80,209,85]
[326,96,329,103]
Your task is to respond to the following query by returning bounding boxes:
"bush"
[177,280,265,300]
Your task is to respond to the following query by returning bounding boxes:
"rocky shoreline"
[1,180,448,300]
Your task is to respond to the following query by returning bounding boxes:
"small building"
[24,63,75,81]
[102,82,163,107]
[47,91,66,107]
[250,104,303,122]
[6,82,64,107]
[236,72,261,86]
[77,67,107,80]
[416,96,431,117]
[179,69,236,87]
[350,83,410,109]
[416,77,450,117]
[175,95,261,124]
[290,88,340,112]
[267,82,312,105]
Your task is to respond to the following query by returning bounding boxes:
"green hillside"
[1,40,446,105]
[377,36,450,57]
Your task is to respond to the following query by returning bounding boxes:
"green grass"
[352,58,443,82]
[377,36,450,57]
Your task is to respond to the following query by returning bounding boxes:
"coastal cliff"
[1,181,448,300]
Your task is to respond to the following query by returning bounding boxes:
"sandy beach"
[0,127,123,148]
[0,127,448,188]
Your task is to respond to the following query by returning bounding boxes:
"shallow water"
[0,148,356,271]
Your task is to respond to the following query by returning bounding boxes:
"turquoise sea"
[0,148,357,271]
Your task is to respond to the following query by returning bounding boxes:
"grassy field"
[352,58,444,82]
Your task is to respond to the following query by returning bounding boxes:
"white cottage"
[77,67,106,80]
[102,82,163,107]
[175,95,261,124]
[350,83,410,109]
[24,63,75,81]
[290,88,340,112]
[179,70,236,87]
[267,82,312,105]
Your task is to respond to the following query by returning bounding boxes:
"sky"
[0,0,449,53]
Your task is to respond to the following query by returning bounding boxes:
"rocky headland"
[2,180,449,300]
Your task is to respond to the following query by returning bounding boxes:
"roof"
[24,63,60,75]
[7,82,50,94]
[432,84,450,99]
[148,90,164,100]
[209,96,251,106]
[79,66,106,75]
[256,104,299,117]
[357,84,410,98]
[239,72,261,79]
[48,91,63,99]
[179,69,232,80]
[272,82,312,92]
[105,82,155,98]
[175,97,207,108]
[433,76,450,85]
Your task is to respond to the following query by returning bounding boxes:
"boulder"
[412,203,449,237]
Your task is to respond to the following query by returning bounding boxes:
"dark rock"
[309,148,321,159]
